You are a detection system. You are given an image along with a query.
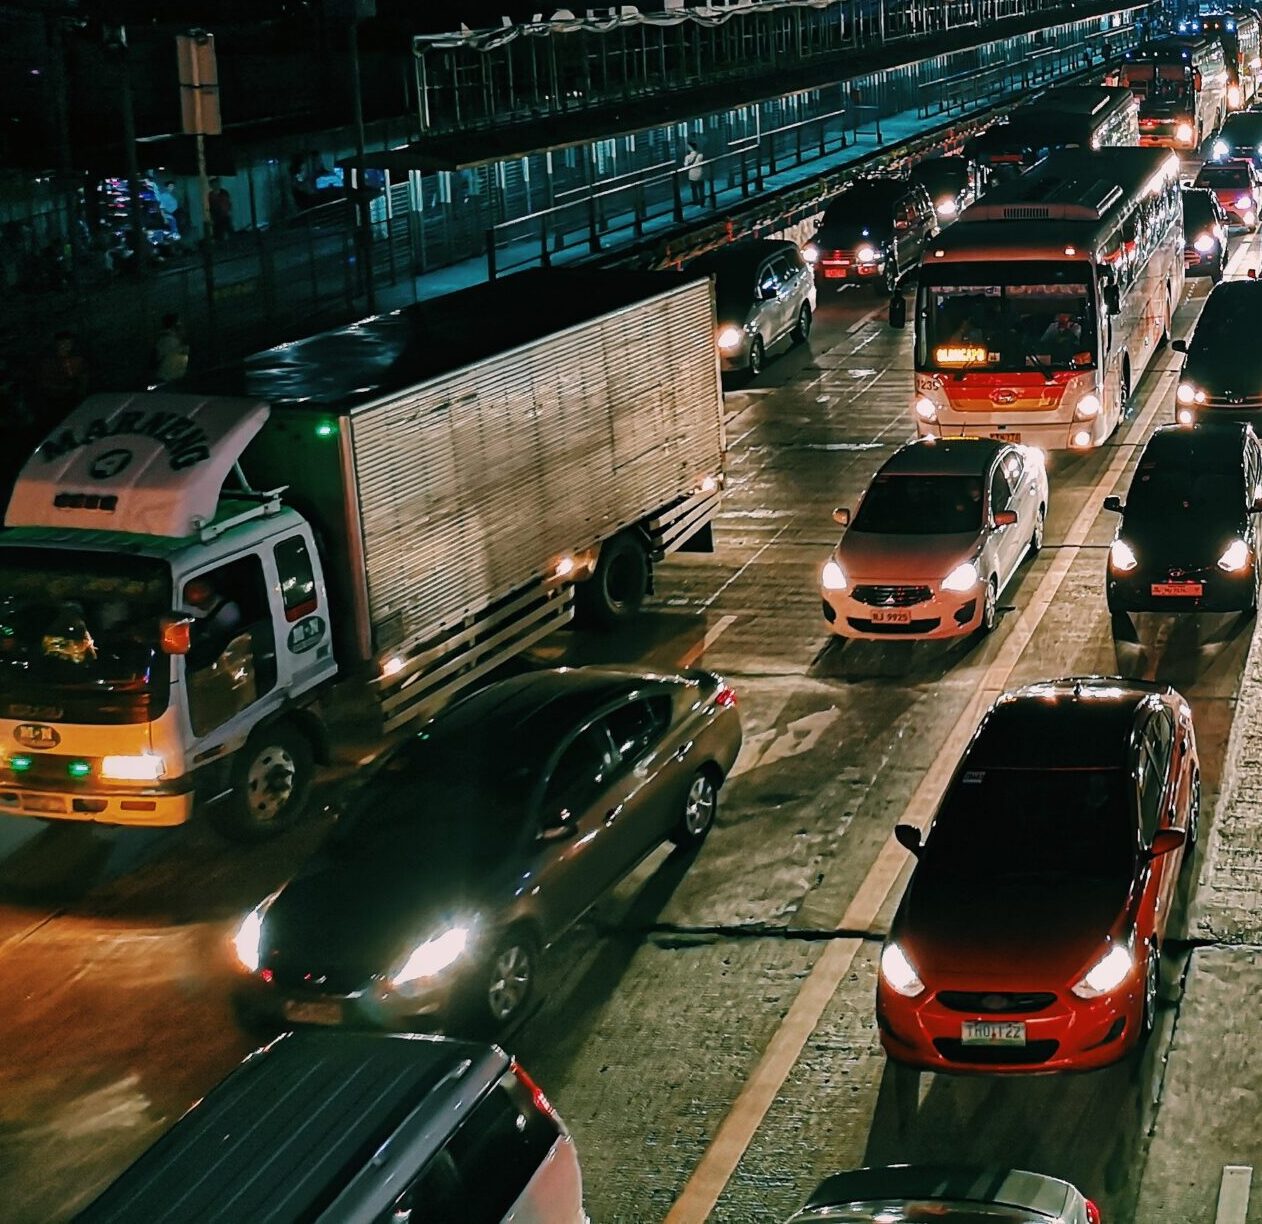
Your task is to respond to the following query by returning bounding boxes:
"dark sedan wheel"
[1139,943,1159,1040]
[748,335,765,377]
[480,930,537,1030]
[671,770,718,849]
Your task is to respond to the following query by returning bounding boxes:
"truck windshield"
[0,549,171,724]
[918,262,1098,374]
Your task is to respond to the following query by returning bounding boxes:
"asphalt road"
[0,226,1257,1223]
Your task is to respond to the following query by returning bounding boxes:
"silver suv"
[690,238,817,376]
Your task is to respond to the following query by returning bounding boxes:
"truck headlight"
[935,197,957,217]
[100,753,165,781]
[391,925,472,988]
[856,245,877,264]
[880,942,925,998]
[940,561,979,592]
[1217,537,1251,572]
[1176,122,1193,143]
[1070,942,1133,999]
[717,326,745,352]
[821,559,848,591]
[1194,231,1215,253]
[1109,539,1138,572]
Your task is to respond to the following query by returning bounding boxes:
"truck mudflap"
[646,482,722,559]
[376,578,572,734]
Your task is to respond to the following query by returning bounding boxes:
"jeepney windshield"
[0,549,171,724]
[917,261,1099,374]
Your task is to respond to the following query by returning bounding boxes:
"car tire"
[1139,941,1159,1041]
[878,261,899,296]
[748,335,765,377]
[1183,772,1201,860]
[1212,255,1225,283]
[214,722,314,842]
[792,303,812,345]
[1027,504,1045,558]
[573,530,650,629]
[475,928,538,1033]
[670,769,719,849]
[977,576,999,636]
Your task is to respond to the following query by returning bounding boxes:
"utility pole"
[176,30,222,245]
[106,23,148,274]
[348,12,376,313]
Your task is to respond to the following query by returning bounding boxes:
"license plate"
[822,268,847,279]
[962,1019,1026,1046]
[871,608,913,624]
[1151,582,1203,597]
[990,431,1021,443]
[22,794,68,814]
[283,1000,343,1026]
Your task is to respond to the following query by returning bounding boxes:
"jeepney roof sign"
[5,392,271,539]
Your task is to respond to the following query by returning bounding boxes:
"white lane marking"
[1215,1166,1253,1224]
[664,364,1177,1224]
[702,525,789,610]
[677,614,738,669]
[731,708,839,777]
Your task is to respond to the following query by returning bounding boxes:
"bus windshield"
[0,549,172,725]
[918,261,1099,374]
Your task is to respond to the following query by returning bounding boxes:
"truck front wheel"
[573,531,650,628]
[216,723,314,842]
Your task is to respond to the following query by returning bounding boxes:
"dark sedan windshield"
[913,160,968,196]
[923,767,1135,880]
[852,474,983,534]
[1182,192,1216,232]
[1126,461,1243,519]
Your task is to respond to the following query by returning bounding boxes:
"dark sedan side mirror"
[888,293,907,330]
[1171,338,1188,353]
[1103,494,1124,513]
[1147,827,1186,860]
[993,509,1018,527]
[833,506,851,526]
[894,823,923,856]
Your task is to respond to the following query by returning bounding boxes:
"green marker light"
[315,420,337,439]
[67,760,91,779]
[9,755,32,773]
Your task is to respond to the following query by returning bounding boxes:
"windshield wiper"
[1023,345,1054,383]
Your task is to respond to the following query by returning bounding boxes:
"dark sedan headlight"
[1109,539,1138,573]
[856,244,878,264]
[1217,538,1251,573]
[390,923,474,992]
[232,890,282,973]
[935,197,958,217]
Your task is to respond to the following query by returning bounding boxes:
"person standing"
[208,178,234,240]
[683,140,706,207]
[153,312,190,383]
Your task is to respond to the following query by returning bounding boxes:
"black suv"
[1173,280,1262,422]
[808,177,936,294]
[1182,187,1230,281]
[1105,423,1262,615]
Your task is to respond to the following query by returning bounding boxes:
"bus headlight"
[1176,122,1194,143]
[1214,138,1230,158]
[1194,232,1216,253]
[1074,394,1101,420]
[1109,539,1138,572]
[914,396,938,422]
[856,245,877,264]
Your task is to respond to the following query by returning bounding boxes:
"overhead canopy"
[7,392,270,539]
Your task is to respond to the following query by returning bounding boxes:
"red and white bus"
[1120,36,1228,149]
[903,148,1184,451]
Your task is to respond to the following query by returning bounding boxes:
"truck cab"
[0,394,336,839]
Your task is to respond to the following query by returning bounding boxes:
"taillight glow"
[1085,1200,1102,1224]
[511,1059,559,1121]
[714,685,738,708]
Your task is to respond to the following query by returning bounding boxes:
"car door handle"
[606,804,623,825]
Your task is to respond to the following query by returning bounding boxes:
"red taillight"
[511,1058,559,1121]
[1085,1200,1102,1224]
[260,968,273,984]
[714,685,737,709]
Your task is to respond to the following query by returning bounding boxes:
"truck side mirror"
[888,293,907,330]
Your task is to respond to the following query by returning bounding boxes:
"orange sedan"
[877,677,1198,1074]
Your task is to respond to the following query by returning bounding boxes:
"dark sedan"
[1105,423,1262,615]
[787,1166,1101,1223]
[1181,187,1230,281]
[910,155,979,224]
[877,677,1197,1074]
[232,667,742,1032]
[1174,281,1262,423]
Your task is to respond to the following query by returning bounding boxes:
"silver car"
[689,238,817,376]
[821,437,1049,640]
[787,1165,1101,1223]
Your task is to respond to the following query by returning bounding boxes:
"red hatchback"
[877,677,1198,1074]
